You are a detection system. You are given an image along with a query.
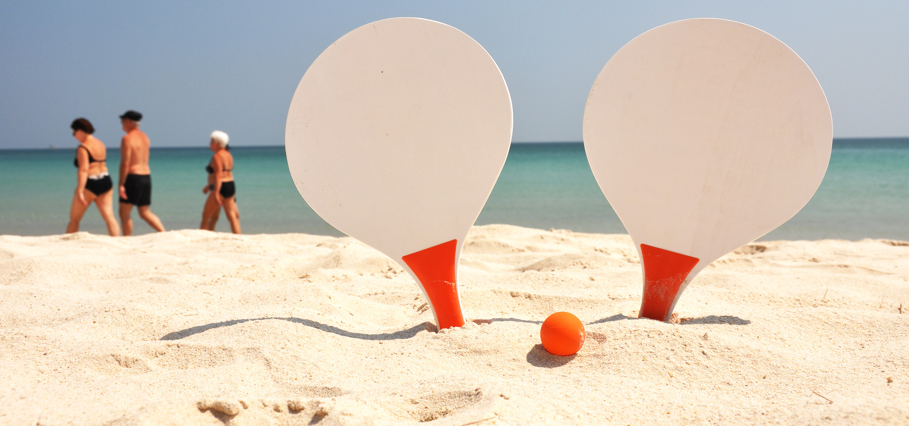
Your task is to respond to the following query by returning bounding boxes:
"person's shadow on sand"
[160,317,431,341]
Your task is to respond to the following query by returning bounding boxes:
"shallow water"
[1,139,907,241]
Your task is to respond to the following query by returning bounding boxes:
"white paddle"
[285,18,512,329]
[583,19,832,322]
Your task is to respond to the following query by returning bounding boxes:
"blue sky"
[1,1,907,149]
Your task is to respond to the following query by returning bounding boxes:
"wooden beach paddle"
[583,18,832,322]
[285,18,512,329]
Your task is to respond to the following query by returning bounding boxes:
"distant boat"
[49,144,58,150]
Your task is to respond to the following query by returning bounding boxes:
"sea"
[1,139,907,241]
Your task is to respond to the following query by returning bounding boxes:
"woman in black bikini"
[68,118,121,236]
[200,130,241,233]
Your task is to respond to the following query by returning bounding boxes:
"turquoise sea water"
[1,139,907,241]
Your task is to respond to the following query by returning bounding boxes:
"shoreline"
[1,225,906,424]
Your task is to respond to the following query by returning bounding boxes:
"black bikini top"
[73,145,105,168]
[206,161,232,174]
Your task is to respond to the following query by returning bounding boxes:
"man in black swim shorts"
[120,174,152,206]
[117,110,165,235]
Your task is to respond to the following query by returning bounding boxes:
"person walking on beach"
[67,118,121,236]
[200,130,241,234]
[117,110,165,235]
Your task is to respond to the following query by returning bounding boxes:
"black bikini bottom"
[219,181,236,198]
[85,175,113,196]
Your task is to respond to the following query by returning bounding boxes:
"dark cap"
[119,110,142,122]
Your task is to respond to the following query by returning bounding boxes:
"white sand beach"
[0,225,907,425]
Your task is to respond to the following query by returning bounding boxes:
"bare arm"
[212,154,224,205]
[119,137,131,199]
[118,137,131,186]
[75,148,89,206]
[203,171,215,193]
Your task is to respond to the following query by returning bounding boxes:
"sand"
[0,224,907,425]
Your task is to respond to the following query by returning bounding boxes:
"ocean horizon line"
[4,136,909,152]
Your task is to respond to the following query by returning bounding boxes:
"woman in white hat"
[200,130,241,233]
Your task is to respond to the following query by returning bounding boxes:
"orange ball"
[540,312,585,356]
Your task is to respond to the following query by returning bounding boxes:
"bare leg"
[67,190,94,233]
[119,202,134,236]
[200,193,220,231]
[222,196,241,234]
[137,206,165,232]
[95,190,121,236]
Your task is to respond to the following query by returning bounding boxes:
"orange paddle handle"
[402,239,466,329]
[639,244,699,322]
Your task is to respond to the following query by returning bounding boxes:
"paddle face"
[286,18,512,328]
[583,19,832,321]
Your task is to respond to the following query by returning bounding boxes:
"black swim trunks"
[120,174,152,206]
[85,174,113,196]
[219,181,236,198]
